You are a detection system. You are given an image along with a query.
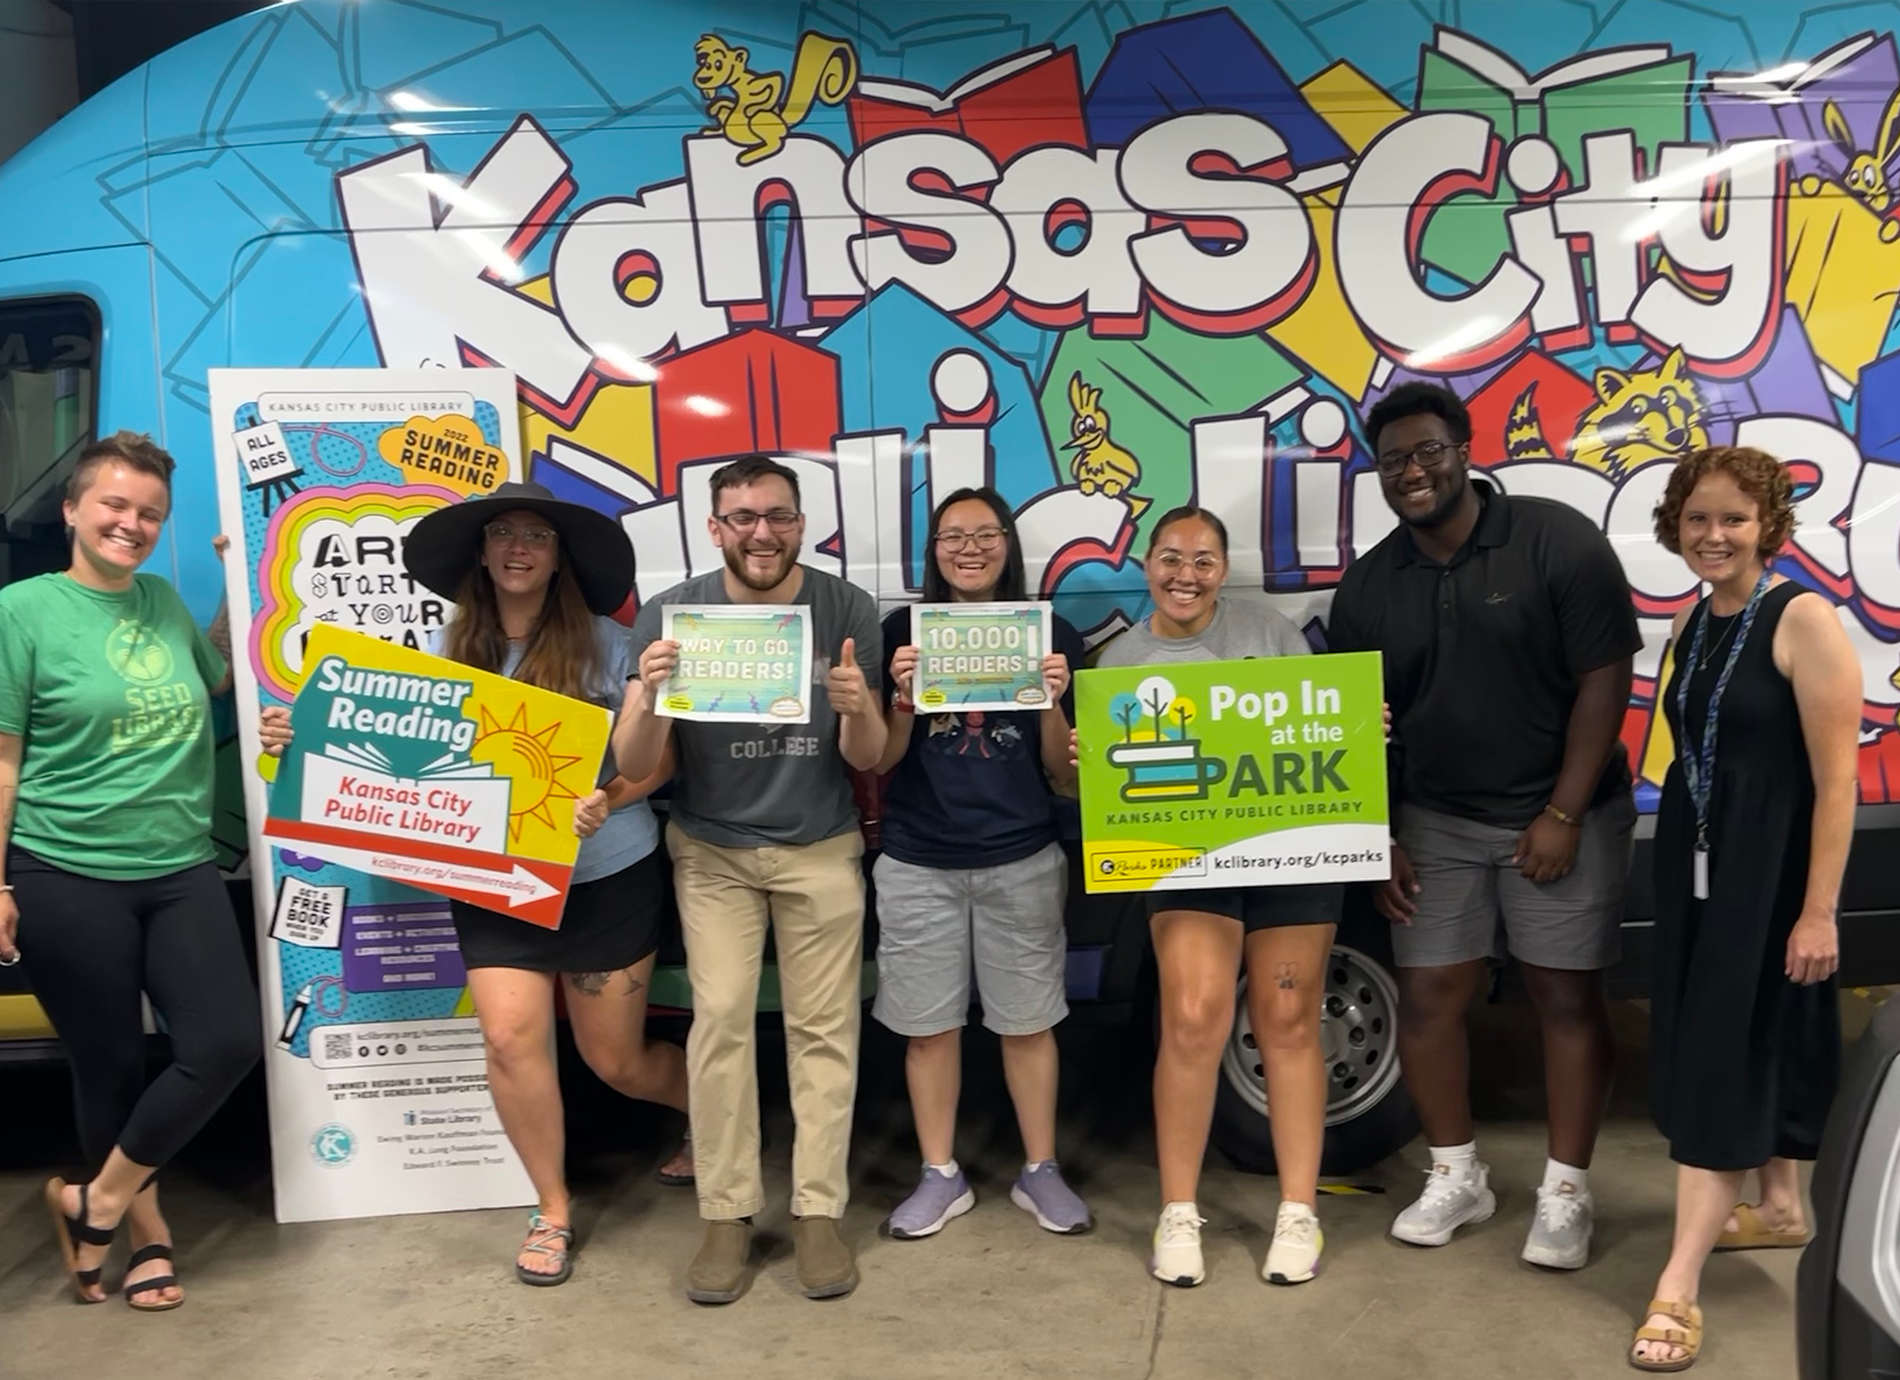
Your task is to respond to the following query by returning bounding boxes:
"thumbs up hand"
[827,636,871,717]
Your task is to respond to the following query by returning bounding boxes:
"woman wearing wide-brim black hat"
[257,480,693,1284]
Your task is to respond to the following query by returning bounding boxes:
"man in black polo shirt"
[1329,382,1639,1271]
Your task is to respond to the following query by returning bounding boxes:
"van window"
[0,296,97,585]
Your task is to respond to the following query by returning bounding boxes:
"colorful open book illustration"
[847,46,1087,164]
[1704,32,1899,191]
[1416,29,1691,284]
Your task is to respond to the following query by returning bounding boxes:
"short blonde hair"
[66,430,176,504]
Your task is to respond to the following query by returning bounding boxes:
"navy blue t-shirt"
[877,606,1083,869]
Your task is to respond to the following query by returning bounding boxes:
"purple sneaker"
[1010,1161,1093,1235]
[885,1165,975,1239]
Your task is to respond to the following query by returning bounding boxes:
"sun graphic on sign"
[469,704,588,842]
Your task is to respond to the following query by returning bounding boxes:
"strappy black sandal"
[124,1244,184,1312]
[43,1178,113,1304]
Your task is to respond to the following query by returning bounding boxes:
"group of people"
[0,381,1857,1370]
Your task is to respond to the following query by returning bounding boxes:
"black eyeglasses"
[713,509,801,533]
[1374,439,1462,478]
[934,526,1007,551]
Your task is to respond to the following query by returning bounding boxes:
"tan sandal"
[1715,1202,1811,1251]
[1629,1298,1703,1372]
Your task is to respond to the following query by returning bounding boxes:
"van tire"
[1206,924,1417,1177]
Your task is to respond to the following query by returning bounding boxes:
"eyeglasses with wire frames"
[484,521,557,548]
[934,525,1007,552]
[713,508,802,533]
[1374,439,1463,479]
[1149,550,1223,578]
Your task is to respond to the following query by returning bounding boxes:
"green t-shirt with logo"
[0,572,226,880]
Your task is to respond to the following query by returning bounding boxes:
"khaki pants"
[667,823,866,1220]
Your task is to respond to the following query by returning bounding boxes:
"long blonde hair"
[439,549,604,705]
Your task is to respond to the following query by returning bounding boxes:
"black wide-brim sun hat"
[402,481,635,616]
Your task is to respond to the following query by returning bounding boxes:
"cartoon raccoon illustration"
[1506,348,1708,479]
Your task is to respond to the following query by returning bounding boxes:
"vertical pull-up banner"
[212,368,536,1223]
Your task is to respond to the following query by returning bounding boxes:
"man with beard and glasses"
[1327,383,1640,1272]
[616,455,885,1305]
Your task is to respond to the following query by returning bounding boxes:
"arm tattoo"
[209,598,233,665]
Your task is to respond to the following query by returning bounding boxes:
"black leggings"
[10,849,260,1173]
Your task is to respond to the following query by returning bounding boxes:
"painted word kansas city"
[1076,654,1389,894]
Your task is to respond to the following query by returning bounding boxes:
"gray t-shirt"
[629,565,882,848]
[1096,596,1311,668]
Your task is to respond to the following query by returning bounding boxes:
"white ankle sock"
[1543,1159,1588,1196]
[1429,1142,1478,1177]
[926,1159,959,1178]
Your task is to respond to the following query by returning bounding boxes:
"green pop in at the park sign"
[1075,653,1390,893]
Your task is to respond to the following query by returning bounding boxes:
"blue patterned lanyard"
[1675,569,1772,842]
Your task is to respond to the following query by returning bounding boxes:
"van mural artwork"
[308,8,1900,811]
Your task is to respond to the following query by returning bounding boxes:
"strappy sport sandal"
[1715,1202,1811,1251]
[43,1178,113,1304]
[123,1244,184,1312]
[1629,1297,1704,1372]
[514,1214,574,1287]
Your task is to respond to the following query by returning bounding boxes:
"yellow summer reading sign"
[262,625,612,929]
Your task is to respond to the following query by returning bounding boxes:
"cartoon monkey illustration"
[1818,93,1900,242]
[693,31,858,166]
[1065,372,1142,499]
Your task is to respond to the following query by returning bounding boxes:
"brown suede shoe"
[685,1219,753,1305]
[793,1215,858,1299]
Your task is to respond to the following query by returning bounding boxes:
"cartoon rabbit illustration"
[1823,92,1900,241]
[1066,372,1141,499]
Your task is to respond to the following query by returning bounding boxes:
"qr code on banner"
[322,1031,354,1063]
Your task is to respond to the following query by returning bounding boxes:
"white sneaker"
[1150,1202,1206,1287]
[1390,1161,1497,1246]
[1521,1182,1594,1270]
[1263,1202,1323,1285]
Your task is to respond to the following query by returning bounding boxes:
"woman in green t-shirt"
[0,432,259,1311]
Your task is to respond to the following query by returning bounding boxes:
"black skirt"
[450,848,666,973]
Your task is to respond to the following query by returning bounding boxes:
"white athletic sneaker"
[1389,1161,1497,1246]
[1263,1202,1323,1285]
[1150,1202,1206,1287]
[1521,1181,1594,1270]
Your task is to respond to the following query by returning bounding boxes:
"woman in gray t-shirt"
[1094,506,1341,1291]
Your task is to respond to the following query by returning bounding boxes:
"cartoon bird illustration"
[1066,372,1143,502]
[1822,92,1900,241]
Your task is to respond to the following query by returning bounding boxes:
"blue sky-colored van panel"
[6,0,1900,810]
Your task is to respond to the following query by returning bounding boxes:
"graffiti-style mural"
[22,1,1900,811]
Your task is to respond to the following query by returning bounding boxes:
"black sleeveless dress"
[1652,581,1841,1171]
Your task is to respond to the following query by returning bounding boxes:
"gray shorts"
[872,842,1070,1038]
[1392,796,1636,971]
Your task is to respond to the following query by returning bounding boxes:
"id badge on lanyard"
[1675,571,1772,902]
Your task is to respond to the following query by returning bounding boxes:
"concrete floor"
[2,992,1872,1380]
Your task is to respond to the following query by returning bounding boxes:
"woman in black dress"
[1630,447,1860,1371]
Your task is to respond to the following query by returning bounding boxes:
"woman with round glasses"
[1094,505,1339,1289]
[260,482,691,1286]
[872,487,1092,1240]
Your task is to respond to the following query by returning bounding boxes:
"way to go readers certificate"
[658,605,813,724]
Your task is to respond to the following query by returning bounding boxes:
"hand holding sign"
[639,639,680,698]
[574,788,610,839]
[890,644,919,701]
[827,637,871,717]
[1042,652,1071,705]
[259,705,294,758]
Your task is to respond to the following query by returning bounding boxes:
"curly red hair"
[1651,446,1796,557]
